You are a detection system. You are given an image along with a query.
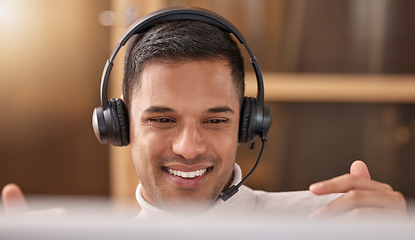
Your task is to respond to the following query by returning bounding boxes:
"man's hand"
[2,183,28,217]
[309,160,407,219]
[1,183,66,218]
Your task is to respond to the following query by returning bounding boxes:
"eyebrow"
[143,106,176,114]
[207,106,235,114]
[143,106,235,114]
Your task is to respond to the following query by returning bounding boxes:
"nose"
[172,123,206,160]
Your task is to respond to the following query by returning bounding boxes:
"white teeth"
[167,168,208,179]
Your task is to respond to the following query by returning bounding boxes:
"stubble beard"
[141,153,234,214]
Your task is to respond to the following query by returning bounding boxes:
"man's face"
[129,60,240,211]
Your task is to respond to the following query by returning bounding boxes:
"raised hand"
[309,160,406,219]
[2,183,66,218]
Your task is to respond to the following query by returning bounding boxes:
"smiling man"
[130,60,239,211]
[1,8,407,220]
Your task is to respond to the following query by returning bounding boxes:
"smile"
[165,167,208,179]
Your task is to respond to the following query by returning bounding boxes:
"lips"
[166,168,208,179]
[162,164,213,188]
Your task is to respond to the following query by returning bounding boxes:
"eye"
[203,118,229,128]
[150,118,174,123]
[147,117,176,128]
[206,119,227,124]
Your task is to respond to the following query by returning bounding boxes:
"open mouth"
[163,167,211,179]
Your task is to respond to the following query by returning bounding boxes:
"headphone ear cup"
[110,98,130,146]
[238,97,253,143]
[92,106,107,144]
[239,97,272,143]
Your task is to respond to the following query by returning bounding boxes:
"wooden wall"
[0,0,110,196]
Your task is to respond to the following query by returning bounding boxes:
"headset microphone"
[219,136,267,201]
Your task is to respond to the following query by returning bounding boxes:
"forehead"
[132,60,240,110]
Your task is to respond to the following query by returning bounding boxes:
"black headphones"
[92,6,271,147]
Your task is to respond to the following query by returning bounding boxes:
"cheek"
[207,129,239,164]
[130,125,168,177]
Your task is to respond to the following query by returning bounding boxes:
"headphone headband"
[100,7,264,109]
[120,7,243,46]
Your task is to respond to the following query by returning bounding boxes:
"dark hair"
[122,20,245,109]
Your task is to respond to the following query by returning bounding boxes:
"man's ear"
[120,94,124,100]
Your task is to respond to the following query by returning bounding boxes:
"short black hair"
[122,20,245,109]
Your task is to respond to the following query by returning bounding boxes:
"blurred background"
[0,0,414,210]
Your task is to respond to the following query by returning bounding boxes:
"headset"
[92,6,271,201]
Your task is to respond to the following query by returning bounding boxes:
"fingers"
[1,183,28,217]
[309,173,393,195]
[310,161,392,195]
[350,160,371,180]
[309,190,407,219]
[309,160,407,220]
[2,183,68,220]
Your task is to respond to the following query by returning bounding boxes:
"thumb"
[1,183,28,217]
[350,160,371,180]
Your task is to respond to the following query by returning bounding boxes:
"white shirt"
[134,164,339,220]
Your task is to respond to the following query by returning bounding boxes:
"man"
[2,15,406,220]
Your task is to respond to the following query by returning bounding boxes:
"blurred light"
[395,126,410,144]
[99,10,114,26]
[124,6,138,25]
[98,6,138,27]
[0,0,19,28]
